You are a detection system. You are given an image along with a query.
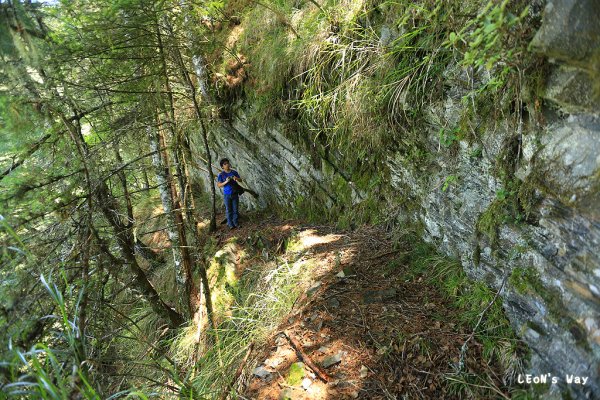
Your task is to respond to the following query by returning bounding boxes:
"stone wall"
[196,1,600,397]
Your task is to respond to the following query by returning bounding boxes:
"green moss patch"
[286,362,305,386]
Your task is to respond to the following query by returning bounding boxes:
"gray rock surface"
[537,114,600,216]
[253,365,273,380]
[530,0,600,113]
[545,67,600,112]
[530,0,600,63]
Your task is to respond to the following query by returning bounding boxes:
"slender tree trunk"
[76,222,91,366]
[191,52,211,103]
[166,26,217,329]
[173,10,218,232]
[113,143,134,226]
[155,21,201,318]
[180,132,216,331]
[198,116,218,233]
[59,109,95,371]
[135,238,165,274]
[160,132,199,318]
[149,124,190,317]
[156,21,187,205]
[96,179,184,328]
[142,167,150,190]
[114,143,165,273]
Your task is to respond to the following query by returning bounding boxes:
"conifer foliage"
[1,0,220,396]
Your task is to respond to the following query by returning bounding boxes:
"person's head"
[219,158,231,172]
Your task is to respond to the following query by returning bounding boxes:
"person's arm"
[233,171,242,182]
[216,174,230,188]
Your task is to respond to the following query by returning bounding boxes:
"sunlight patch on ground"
[292,229,343,252]
[209,242,239,319]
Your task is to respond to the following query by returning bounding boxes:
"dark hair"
[219,158,230,168]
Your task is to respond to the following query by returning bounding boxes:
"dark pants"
[224,193,239,228]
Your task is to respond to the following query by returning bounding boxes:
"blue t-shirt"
[217,170,240,195]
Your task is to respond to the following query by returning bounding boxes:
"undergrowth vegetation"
[2,277,100,399]
[1,226,312,399]
[400,236,532,399]
[170,232,314,398]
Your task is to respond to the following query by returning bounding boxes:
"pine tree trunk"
[164,15,219,342]
[155,20,202,317]
[96,179,184,328]
[198,115,218,233]
[62,113,91,369]
[173,10,218,232]
[193,56,218,233]
[148,125,191,317]
[180,132,216,331]
[165,29,219,330]
[142,166,150,190]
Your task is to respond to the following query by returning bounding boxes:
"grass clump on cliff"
[220,0,537,195]
[214,0,538,132]
[227,0,459,165]
[290,0,463,169]
[235,0,324,125]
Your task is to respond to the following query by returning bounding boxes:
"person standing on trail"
[216,158,242,229]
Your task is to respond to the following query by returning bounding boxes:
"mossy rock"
[286,362,305,386]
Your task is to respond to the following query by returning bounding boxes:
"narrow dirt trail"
[211,217,507,399]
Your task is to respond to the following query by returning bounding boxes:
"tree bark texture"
[155,22,201,317]
[149,125,189,316]
[167,29,217,329]
[175,9,218,232]
[180,132,216,331]
[96,180,184,328]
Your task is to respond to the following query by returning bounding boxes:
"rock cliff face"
[198,1,599,397]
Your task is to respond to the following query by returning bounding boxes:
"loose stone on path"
[252,365,272,380]
[362,288,397,304]
[322,351,345,368]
